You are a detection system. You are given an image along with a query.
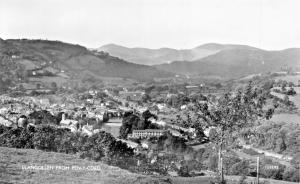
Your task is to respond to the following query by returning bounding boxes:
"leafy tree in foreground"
[188,82,276,182]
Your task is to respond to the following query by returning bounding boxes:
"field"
[270,86,300,123]
[290,87,300,108]
[271,113,300,124]
[274,75,300,84]
[29,76,69,87]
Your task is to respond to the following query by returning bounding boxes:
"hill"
[0,39,172,83]
[155,47,300,79]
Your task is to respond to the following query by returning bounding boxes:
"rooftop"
[132,129,166,133]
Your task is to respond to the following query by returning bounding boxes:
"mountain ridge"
[155,47,300,79]
[97,43,276,65]
[98,43,230,65]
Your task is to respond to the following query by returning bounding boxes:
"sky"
[0,0,300,50]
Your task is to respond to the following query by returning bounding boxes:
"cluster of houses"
[0,93,120,135]
[185,85,228,95]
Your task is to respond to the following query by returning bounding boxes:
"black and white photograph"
[0,0,299,183]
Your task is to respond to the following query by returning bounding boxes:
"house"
[60,113,78,127]
[185,85,199,94]
[149,118,166,127]
[180,105,187,110]
[81,125,94,136]
[128,129,167,139]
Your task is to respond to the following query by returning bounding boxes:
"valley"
[0,38,299,184]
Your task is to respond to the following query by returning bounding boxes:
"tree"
[283,167,300,182]
[119,112,140,139]
[188,82,276,182]
[18,84,25,91]
[119,110,158,139]
[178,165,190,177]
[283,95,291,106]
[288,82,295,87]
[28,110,58,125]
[51,82,57,90]
[286,87,296,96]
[141,93,151,103]
[145,85,155,94]
[281,83,286,91]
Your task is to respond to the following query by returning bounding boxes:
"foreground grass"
[0,147,171,184]
[2,147,295,184]
[0,147,213,184]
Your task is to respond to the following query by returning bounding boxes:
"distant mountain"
[155,47,300,79]
[0,39,172,82]
[97,43,228,65]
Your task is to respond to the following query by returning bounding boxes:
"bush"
[32,126,66,151]
[178,165,190,177]
[283,167,300,182]
[0,124,11,135]
[286,88,296,96]
[0,127,34,148]
[228,160,250,176]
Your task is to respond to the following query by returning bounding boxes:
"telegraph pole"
[257,157,260,184]
[221,157,224,182]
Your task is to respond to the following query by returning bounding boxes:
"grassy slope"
[0,147,297,184]
[270,74,300,124]
[0,147,170,184]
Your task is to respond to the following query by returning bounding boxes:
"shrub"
[0,124,11,135]
[178,165,190,177]
[0,127,34,148]
[228,160,250,176]
[283,167,300,182]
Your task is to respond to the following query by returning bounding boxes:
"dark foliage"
[28,110,58,125]
[0,124,134,171]
[119,110,159,139]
